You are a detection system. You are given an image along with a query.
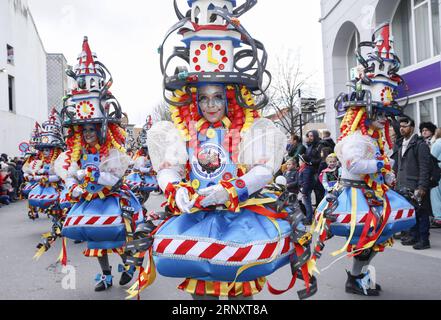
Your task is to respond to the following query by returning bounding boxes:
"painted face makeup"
[372,112,387,130]
[83,125,99,145]
[42,148,51,157]
[198,85,226,124]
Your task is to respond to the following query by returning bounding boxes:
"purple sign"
[397,61,441,99]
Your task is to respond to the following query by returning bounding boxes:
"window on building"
[419,98,434,123]
[432,0,441,56]
[404,102,417,121]
[347,31,360,80]
[8,75,15,112]
[392,0,413,67]
[415,1,432,62]
[7,45,14,65]
[392,0,440,66]
[437,96,441,125]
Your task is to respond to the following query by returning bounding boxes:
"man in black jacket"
[391,117,432,250]
[305,130,325,205]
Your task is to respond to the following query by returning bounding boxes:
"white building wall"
[0,0,47,157]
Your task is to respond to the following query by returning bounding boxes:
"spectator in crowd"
[419,122,437,147]
[283,157,307,217]
[0,161,12,205]
[298,154,315,225]
[318,146,333,176]
[14,158,24,198]
[284,158,300,194]
[430,128,441,227]
[392,117,432,250]
[320,130,336,152]
[287,134,306,160]
[319,153,342,193]
[305,130,326,206]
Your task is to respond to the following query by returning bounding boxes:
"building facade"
[47,53,71,113]
[321,0,441,137]
[0,0,48,157]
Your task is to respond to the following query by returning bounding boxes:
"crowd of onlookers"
[0,153,24,207]
[280,119,441,251]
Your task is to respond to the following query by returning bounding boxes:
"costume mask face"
[198,85,226,124]
[42,148,51,157]
[371,112,387,130]
[83,125,99,145]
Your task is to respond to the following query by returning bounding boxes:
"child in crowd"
[319,153,341,193]
[298,154,315,225]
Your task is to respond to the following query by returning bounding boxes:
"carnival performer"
[124,0,317,300]
[20,136,40,199]
[27,111,64,220]
[312,23,416,296]
[54,37,143,292]
[125,116,159,206]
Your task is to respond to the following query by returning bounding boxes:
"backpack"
[413,140,441,189]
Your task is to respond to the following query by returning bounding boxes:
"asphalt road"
[1,196,440,300]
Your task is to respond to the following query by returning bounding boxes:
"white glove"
[385,173,396,186]
[34,175,42,182]
[140,167,152,174]
[176,187,196,214]
[48,175,60,183]
[72,186,84,198]
[199,185,229,208]
[77,169,87,181]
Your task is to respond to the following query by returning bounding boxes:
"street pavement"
[1,196,440,300]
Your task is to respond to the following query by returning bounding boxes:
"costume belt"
[340,179,369,189]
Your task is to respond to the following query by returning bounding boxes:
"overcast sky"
[28,0,325,126]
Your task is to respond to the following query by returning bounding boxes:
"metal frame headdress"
[335,22,408,119]
[160,0,271,110]
[60,36,123,144]
[35,109,65,150]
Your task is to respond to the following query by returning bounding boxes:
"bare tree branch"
[265,50,316,136]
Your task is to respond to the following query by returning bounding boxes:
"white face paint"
[371,112,387,130]
[198,85,226,124]
[82,124,99,145]
[43,148,51,157]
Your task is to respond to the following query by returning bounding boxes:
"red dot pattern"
[193,43,229,72]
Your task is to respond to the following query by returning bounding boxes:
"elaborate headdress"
[137,115,153,149]
[61,36,123,144]
[335,22,408,119]
[160,0,270,109]
[30,122,42,148]
[35,109,64,150]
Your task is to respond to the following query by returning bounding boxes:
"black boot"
[118,264,136,286]
[345,271,380,296]
[94,270,113,292]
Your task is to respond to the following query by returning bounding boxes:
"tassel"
[126,248,156,299]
